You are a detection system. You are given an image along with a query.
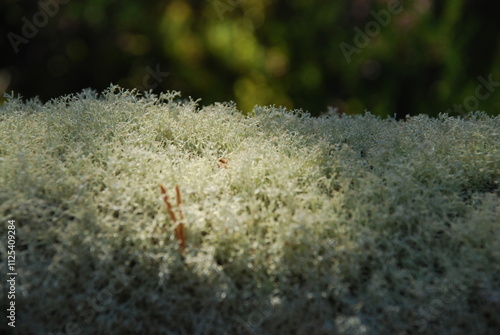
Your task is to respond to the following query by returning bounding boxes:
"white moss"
[0,86,498,334]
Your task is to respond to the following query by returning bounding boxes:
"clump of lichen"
[0,86,498,334]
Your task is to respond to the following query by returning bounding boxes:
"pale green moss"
[0,86,499,334]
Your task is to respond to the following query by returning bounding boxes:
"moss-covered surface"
[1,86,499,334]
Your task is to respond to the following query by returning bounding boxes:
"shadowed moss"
[0,86,498,334]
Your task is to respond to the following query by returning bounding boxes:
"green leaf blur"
[1,0,499,117]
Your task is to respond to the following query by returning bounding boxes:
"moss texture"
[0,86,499,334]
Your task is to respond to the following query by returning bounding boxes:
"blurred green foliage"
[1,0,499,117]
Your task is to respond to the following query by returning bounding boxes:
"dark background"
[1,0,499,118]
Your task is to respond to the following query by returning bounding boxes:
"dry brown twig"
[159,184,186,255]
